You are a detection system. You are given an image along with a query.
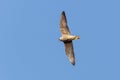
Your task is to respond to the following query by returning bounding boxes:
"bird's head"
[59,37,63,41]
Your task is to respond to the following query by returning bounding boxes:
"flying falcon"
[59,11,80,65]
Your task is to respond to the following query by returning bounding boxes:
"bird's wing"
[60,11,71,35]
[64,41,75,65]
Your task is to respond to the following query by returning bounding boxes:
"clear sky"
[0,0,120,80]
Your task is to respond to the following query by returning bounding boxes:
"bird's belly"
[60,35,74,41]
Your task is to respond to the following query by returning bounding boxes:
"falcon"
[59,11,80,65]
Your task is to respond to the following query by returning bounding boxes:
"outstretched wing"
[60,11,71,35]
[64,41,75,65]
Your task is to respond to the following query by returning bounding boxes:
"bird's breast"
[60,35,75,42]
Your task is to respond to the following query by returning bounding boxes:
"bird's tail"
[74,36,80,40]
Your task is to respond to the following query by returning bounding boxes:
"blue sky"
[0,0,120,80]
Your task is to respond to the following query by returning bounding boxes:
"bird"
[59,11,80,65]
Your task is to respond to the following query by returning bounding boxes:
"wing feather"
[60,11,71,35]
[64,41,75,65]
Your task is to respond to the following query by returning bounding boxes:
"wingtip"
[62,11,65,15]
[62,11,65,13]
[71,61,75,65]
[69,56,75,66]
